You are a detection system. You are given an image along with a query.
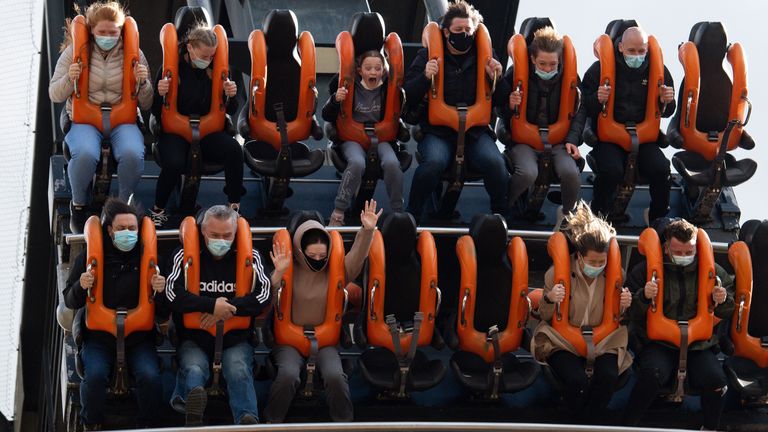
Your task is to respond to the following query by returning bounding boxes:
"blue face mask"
[191,57,211,69]
[207,238,232,257]
[113,229,138,252]
[581,261,606,279]
[95,35,118,51]
[624,54,646,69]
[534,68,558,81]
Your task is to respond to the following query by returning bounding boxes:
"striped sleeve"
[252,248,271,304]
[166,248,185,303]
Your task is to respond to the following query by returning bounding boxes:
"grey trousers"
[263,345,353,423]
[334,141,404,212]
[507,143,581,212]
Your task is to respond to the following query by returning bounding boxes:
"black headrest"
[263,9,298,59]
[519,17,555,45]
[350,12,385,57]
[380,212,417,263]
[287,210,324,238]
[605,19,639,44]
[649,217,679,244]
[689,22,727,67]
[174,6,211,40]
[739,219,763,245]
[469,214,508,261]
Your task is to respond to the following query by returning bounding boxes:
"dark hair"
[301,229,329,252]
[664,219,697,244]
[101,197,140,227]
[357,50,385,67]
[440,0,482,30]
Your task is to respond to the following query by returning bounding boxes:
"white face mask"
[671,254,695,267]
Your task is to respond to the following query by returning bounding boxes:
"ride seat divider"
[113,308,129,396]
[209,321,225,396]
[487,325,503,400]
[673,320,689,402]
[302,326,319,397]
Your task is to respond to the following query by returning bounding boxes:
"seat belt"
[209,320,225,396]
[362,123,381,192]
[487,325,503,400]
[180,114,202,214]
[448,104,468,193]
[609,122,639,220]
[268,102,292,212]
[386,312,424,398]
[302,326,319,397]
[672,320,689,402]
[112,308,129,396]
[93,103,114,208]
[581,325,596,381]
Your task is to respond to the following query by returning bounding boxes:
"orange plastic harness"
[273,229,345,357]
[455,235,529,363]
[422,21,493,131]
[594,33,664,150]
[83,216,157,337]
[366,230,438,351]
[159,23,228,142]
[639,227,715,347]
[547,231,622,358]
[247,30,316,149]
[335,31,404,150]
[508,34,579,149]
[71,15,139,132]
[678,41,749,161]
[180,216,253,335]
[729,241,767,367]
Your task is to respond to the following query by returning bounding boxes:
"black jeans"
[624,343,727,430]
[154,132,245,208]
[588,142,671,221]
[548,351,619,424]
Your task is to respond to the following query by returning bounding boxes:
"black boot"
[69,201,89,234]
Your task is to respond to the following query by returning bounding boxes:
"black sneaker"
[69,202,89,234]
[239,413,259,425]
[148,208,168,228]
[185,386,207,427]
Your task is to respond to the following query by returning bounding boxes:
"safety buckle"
[538,127,549,134]
[306,361,316,373]
[677,368,687,382]
[677,320,689,327]
[707,131,719,142]
[486,325,499,342]
[760,336,768,348]
[116,309,128,318]
[303,328,316,338]
[100,103,112,113]
[624,124,637,134]
[189,118,201,127]
[580,325,594,336]
[585,365,594,377]
[456,105,468,114]
[212,362,222,373]
[364,124,376,135]
[492,362,503,375]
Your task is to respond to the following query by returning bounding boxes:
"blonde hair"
[60,1,127,52]
[186,23,218,49]
[564,201,616,255]
[530,26,563,58]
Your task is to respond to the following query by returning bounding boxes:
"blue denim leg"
[465,133,509,212]
[79,338,115,426]
[110,124,145,202]
[127,339,162,427]
[64,123,102,205]
[171,340,210,412]
[406,134,454,218]
[222,342,258,423]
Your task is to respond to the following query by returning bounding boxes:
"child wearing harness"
[322,51,404,226]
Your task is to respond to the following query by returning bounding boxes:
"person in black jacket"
[580,26,675,222]
[500,26,586,216]
[63,198,167,429]
[149,24,242,227]
[164,205,270,426]
[403,1,509,220]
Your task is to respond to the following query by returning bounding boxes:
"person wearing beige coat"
[531,201,632,424]
[48,2,153,234]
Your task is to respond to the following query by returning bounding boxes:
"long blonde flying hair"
[59,1,127,52]
[563,201,616,256]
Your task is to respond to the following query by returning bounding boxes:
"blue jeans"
[171,340,258,423]
[64,123,145,205]
[79,338,162,427]
[406,132,508,218]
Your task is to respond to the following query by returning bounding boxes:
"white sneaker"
[148,208,168,228]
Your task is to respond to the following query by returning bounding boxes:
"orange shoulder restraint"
[594,33,664,150]
[547,231,622,357]
[678,41,748,161]
[180,216,253,335]
[84,215,157,336]
[366,230,438,351]
[639,227,715,347]
[159,23,228,142]
[508,34,579,149]
[728,241,767,367]
[247,29,316,150]
[335,31,404,150]
[273,228,346,357]
[455,235,529,362]
[422,21,493,131]
[71,15,139,132]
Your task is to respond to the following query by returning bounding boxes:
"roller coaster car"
[451,215,539,399]
[358,212,444,398]
[327,12,412,220]
[239,9,325,217]
[149,6,235,215]
[496,17,585,221]
[667,22,756,225]
[724,220,768,404]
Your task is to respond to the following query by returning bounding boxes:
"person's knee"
[133,363,161,384]
[381,157,400,174]
[559,164,581,185]
[638,367,666,388]
[323,371,348,393]
[83,364,111,386]
[346,157,365,177]
[515,164,538,185]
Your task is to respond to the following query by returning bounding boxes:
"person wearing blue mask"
[501,26,586,220]
[63,198,167,429]
[48,1,153,233]
[625,218,733,430]
[164,205,270,426]
[531,201,632,424]
[580,26,676,223]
